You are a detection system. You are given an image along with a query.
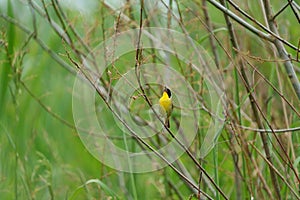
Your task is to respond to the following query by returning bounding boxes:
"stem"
[262,0,300,100]
[219,0,281,198]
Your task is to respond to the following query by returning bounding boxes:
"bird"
[159,87,173,128]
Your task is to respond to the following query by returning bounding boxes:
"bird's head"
[164,87,171,98]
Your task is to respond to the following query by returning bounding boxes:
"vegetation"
[0,0,299,199]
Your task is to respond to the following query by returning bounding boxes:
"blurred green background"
[1,0,299,199]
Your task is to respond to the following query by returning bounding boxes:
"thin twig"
[20,81,75,129]
[272,1,289,20]
[262,0,300,100]
[219,0,281,198]
[250,143,300,199]
[201,0,220,69]
[239,53,300,117]
[0,13,75,74]
[68,41,214,200]
[287,0,300,23]
[238,125,300,133]
[206,0,298,51]
[137,1,229,198]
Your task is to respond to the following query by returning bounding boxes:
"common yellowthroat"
[159,87,173,128]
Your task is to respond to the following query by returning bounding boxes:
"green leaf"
[68,179,120,200]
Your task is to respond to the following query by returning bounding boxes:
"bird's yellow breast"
[159,92,172,116]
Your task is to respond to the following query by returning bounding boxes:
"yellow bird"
[159,87,173,128]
